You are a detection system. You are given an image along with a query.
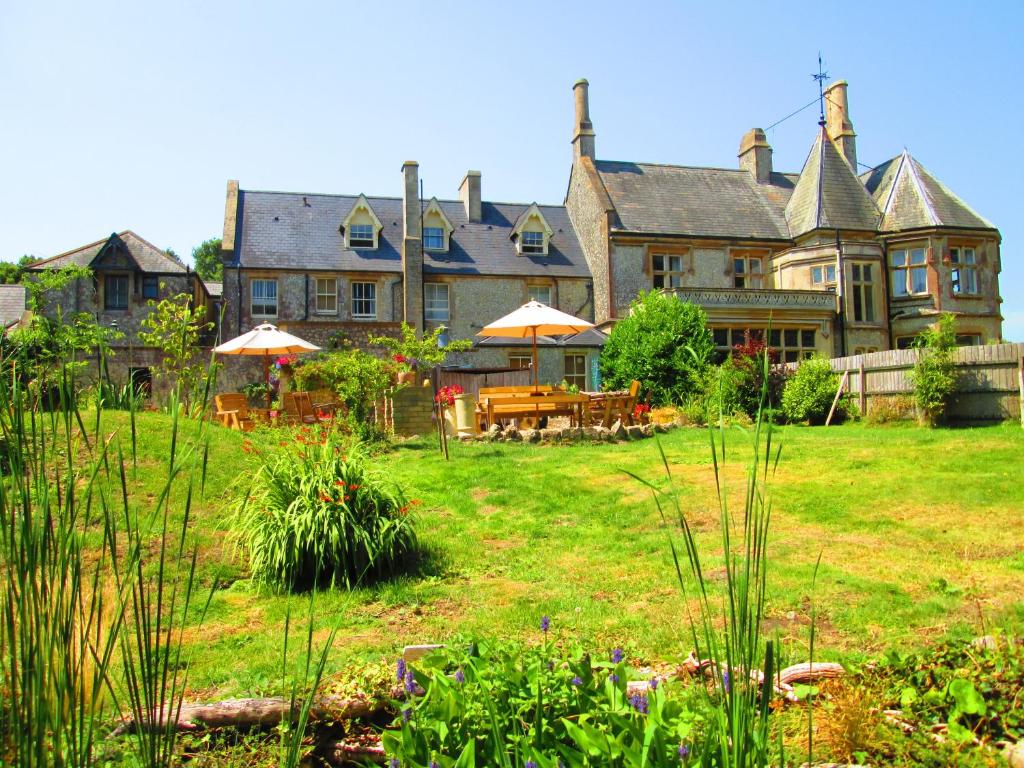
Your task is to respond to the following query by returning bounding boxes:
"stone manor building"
[217,77,1003,387]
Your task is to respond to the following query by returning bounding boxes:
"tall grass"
[0,331,216,766]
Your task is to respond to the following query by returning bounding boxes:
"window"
[768,328,817,363]
[521,231,545,254]
[528,285,552,305]
[853,346,878,355]
[142,276,159,299]
[423,227,445,251]
[251,279,277,317]
[351,281,376,318]
[890,247,927,297]
[811,264,837,286]
[348,224,375,248]
[424,283,449,322]
[652,253,685,289]
[508,355,532,370]
[951,247,978,295]
[315,278,337,314]
[851,263,875,322]
[956,333,982,347]
[564,354,587,391]
[733,256,763,288]
[895,336,918,350]
[104,275,129,310]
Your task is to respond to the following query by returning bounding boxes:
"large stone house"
[565,78,1003,361]
[27,230,219,390]
[220,163,602,389]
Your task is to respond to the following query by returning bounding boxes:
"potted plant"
[435,384,464,436]
[370,322,473,383]
[632,402,652,425]
[393,354,418,386]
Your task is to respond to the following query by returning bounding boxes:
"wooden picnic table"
[482,391,588,429]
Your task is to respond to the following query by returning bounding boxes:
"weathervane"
[813,53,829,126]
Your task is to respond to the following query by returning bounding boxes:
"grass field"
[89,411,1024,699]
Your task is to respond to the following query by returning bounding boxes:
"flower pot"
[442,406,458,436]
[453,393,479,437]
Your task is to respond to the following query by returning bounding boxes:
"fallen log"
[778,662,845,686]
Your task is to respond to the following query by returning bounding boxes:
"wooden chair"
[288,392,333,424]
[308,388,340,417]
[214,393,255,432]
[586,380,642,428]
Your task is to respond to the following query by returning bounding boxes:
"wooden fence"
[822,343,1024,423]
[438,367,532,400]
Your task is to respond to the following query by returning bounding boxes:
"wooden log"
[777,661,846,686]
[826,370,849,426]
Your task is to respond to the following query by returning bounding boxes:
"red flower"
[242,440,253,454]
[349,484,360,490]
[319,493,332,503]
[335,480,346,487]
[410,499,422,506]
[435,384,464,408]
[393,354,407,364]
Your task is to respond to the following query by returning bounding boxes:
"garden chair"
[214,393,255,432]
[586,380,642,428]
[289,392,334,425]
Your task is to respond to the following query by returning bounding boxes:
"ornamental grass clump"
[233,431,418,591]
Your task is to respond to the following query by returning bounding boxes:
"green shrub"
[599,291,713,406]
[909,314,958,426]
[232,432,417,591]
[782,355,844,424]
[292,348,394,434]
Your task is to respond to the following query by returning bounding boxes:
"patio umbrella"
[478,301,594,390]
[214,323,320,408]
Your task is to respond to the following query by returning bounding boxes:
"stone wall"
[391,385,434,437]
[565,159,612,322]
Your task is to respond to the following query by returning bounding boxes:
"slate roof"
[204,281,224,298]
[861,151,996,232]
[233,190,590,278]
[30,231,188,274]
[594,160,798,240]
[784,128,880,237]
[0,284,26,329]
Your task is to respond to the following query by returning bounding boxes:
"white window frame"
[424,282,449,323]
[521,230,545,254]
[956,333,982,347]
[351,281,376,319]
[315,277,337,314]
[348,224,376,248]
[652,253,685,289]
[850,263,875,323]
[508,355,532,370]
[423,226,445,251]
[811,264,837,287]
[563,353,588,391]
[528,285,552,305]
[733,255,763,289]
[251,278,278,318]
[950,247,978,295]
[890,247,928,297]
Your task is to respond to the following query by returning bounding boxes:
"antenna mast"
[813,53,829,127]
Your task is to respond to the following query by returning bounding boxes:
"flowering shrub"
[231,432,418,591]
[632,402,651,420]
[434,384,464,409]
[383,625,707,767]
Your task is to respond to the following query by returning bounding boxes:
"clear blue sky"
[2,1,1021,339]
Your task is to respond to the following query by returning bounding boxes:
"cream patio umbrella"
[478,301,594,390]
[214,323,320,408]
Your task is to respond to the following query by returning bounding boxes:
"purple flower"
[611,648,624,664]
[404,668,416,693]
[722,670,731,693]
[649,677,659,690]
[571,675,584,686]
[609,673,619,684]
[629,692,649,714]
[389,760,400,768]
[526,762,538,768]
[396,657,406,682]
[540,615,550,633]
[678,742,690,760]
[455,669,465,684]
[401,707,412,723]
[429,762,439,768]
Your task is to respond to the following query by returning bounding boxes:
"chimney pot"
[738,128,773,183]
[824,80,858,169]
[572,78,596,161]
[459,170,482,223]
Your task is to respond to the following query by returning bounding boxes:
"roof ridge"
[909,155,996,230]
[244,188,567,211]
[879,152,907,217]
[30,232,115,267]
[815,129,826,230]
[904,153,941,227]
[120,230,187,268]
[598,158,801,176]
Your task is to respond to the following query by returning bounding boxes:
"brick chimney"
[572,78,596,162]
[738,128,773,183]
[824,80,857,170]
[459,170,481,223]
[401,161,423,331]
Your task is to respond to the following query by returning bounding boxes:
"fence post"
[859,360,866,416]
[1018,355,1023,428]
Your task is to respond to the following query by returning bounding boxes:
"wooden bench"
[214,393,255,431]
[585,380,642,428]
[481,392,587,429]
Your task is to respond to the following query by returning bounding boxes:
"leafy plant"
[370,322,472,369]
[232,434,418,591]
[909,314,958,426]
[292,348,394,436]
[782,355,845,424]
[242,380,273,405]
[599,291,713,406]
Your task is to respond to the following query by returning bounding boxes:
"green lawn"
[92,411,1024,698]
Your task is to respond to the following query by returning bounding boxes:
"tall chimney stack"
[459,170,481,223]
[824,80,857,170]
[571,78,596,162]
[401,161,423,331]
[738,128,773,183]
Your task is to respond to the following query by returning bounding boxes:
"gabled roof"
[594,160,798,240]
[422,197,455,232]
[233,190,590,278]
[341,194,383,233]
[0,284,27,329]
[861,151,996,232]
[511,203,554,237]
[30,231,188,274]
[785,128,879,237]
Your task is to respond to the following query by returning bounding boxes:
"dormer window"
[348,224,375,248]
[341,194,383,250]
[511,203,554,256]
[424,227,444,250]
[421,198,454,252]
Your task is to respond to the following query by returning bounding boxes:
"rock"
[521,428,540,443]
[504,427,522,442]
[610,420,627,440]
[641,423,655,437]
[1005,741,1024,768]
[403,644,445,662]
[625,425,645,439]
[487,423,502,435]
[584,426,604,440]
[653,422,668,433]
[539,428,561,442]
[972,635,998,651]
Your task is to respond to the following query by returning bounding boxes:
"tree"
[0,255,40,284]
[191,238,223,282]
[909,313,958,426]
[599,291,713,406]
[138,292,215,413]
[368,322,472,367]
